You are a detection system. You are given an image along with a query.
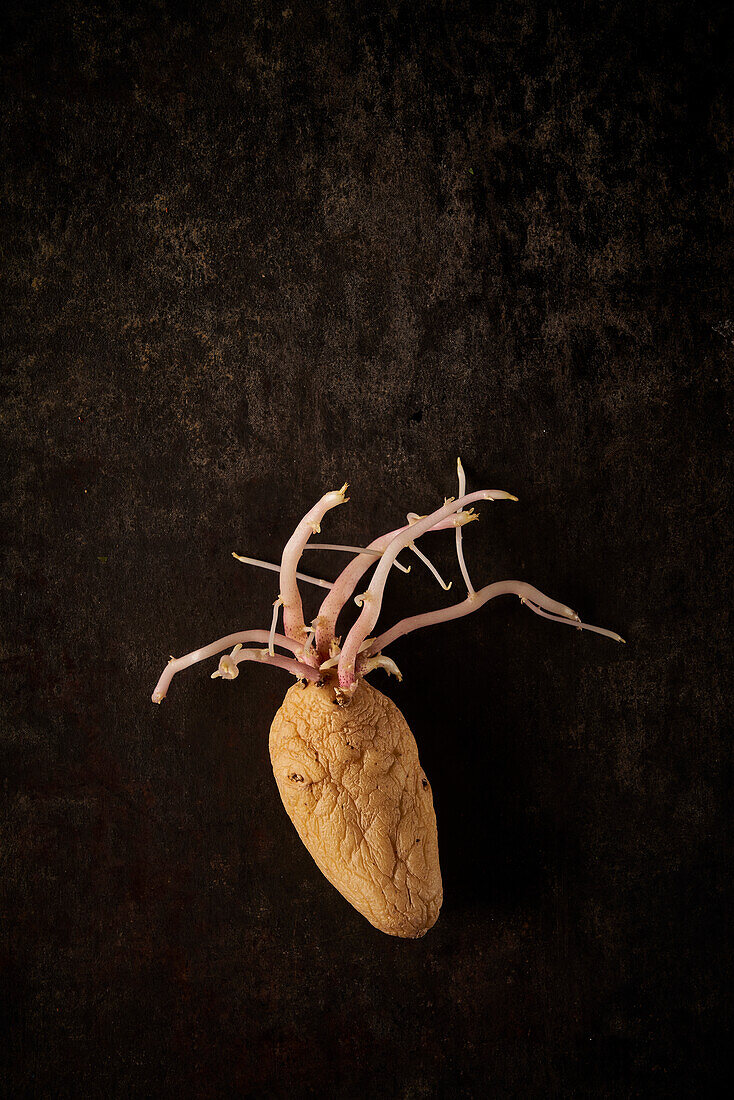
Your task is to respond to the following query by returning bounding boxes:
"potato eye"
[421,778,428,789]
[289,772,305,783]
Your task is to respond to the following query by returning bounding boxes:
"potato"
[269,679,442,938]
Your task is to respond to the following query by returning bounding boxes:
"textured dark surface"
[1,1,731,1096]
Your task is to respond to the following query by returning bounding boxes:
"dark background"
[2,1,731,1096]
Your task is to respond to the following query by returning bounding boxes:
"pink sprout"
[336,489,518,689]
[152,467,623,705]
[151,630,308,703]
[278,483,349,653]
[312,510,477,659]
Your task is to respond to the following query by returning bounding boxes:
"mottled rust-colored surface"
[1,1,730,1096]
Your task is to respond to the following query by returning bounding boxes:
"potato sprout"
[152,463,622,706]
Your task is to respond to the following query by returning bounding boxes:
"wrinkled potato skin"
[269,679,442,938]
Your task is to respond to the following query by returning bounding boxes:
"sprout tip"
[485,491,518,501]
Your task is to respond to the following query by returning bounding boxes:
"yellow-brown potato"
[269,679,442,938]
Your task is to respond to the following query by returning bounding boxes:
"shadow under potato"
[393,635,556,919]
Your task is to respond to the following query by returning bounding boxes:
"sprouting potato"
[152,461,623,937]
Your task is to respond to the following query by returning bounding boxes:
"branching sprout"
[152,463,623,705]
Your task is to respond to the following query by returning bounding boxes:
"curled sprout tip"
[212,646,242,680]
[361,654,403,682]
[455,509,479,527]
[394,557,411,574]
[324,483,350,506]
